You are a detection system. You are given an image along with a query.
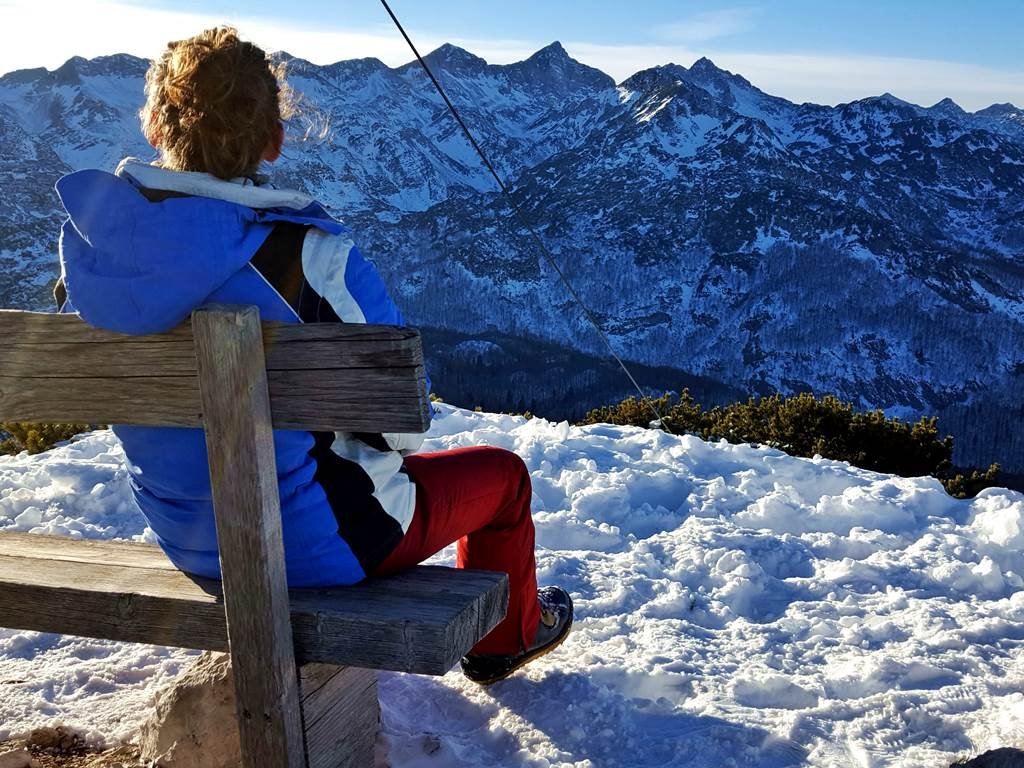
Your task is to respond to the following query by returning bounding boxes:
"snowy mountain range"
[0,43,1022,478]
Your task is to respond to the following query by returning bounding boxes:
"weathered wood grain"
[192,305,305,768]
[0,533,509,675]
[0,533,177,569]
[299,663,347,698]
[300,665,379,768]
[0,333,423,376]
[0,374,429,432]
[0,309,423,349]
[0,310,430,433]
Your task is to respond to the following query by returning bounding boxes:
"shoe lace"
[538,590,563,628]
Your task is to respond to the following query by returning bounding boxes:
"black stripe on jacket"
[247,220,406,574]
[309,433,405,573]
[249,222,344,323]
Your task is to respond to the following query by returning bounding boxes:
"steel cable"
[378,0,675,433]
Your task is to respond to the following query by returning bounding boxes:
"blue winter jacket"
[55,159,426,586]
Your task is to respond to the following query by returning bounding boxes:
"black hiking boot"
[460,586,574,685]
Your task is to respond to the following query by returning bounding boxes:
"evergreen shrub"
[580,390,1001,498]
[0,423,91,456]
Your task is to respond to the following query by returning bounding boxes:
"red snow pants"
[372,446,541,656]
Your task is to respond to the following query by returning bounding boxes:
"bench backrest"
[0,305,430,768]
[0,306,430,433]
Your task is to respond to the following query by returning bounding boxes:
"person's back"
[54,32,414,586]
[55,26,572,684]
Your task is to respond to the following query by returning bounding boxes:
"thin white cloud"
[0,0,435,72]
[656,8,757,43]
[729,50,1024,109]
[2,0,1021,112]
[565,42,1024,110]
[0,0,544,72]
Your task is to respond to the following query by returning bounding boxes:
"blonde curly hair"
[141,26,290,180]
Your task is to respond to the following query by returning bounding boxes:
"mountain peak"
[323,56,390,78]
[851,92,917,111]
[976,102,1022,117]
[0,66,49,86]
[929,97,966,116]
[689,56,721,75]
[681,56,757,99]
[1,53,148,87]
[620,63,690,91]
[506,42,614,93]
[272,50,305,70]
[528,41,570,62]
[422,43,488,71]
[878,92,908,105]
[53,56,86,84]
[844,92,919,114]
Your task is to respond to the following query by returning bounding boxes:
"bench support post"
[300,664,379,768]
[193,305,306,768]
[137,655,378,767]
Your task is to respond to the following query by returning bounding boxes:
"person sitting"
[53,25,572,684]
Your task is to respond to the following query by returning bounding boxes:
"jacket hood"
[56,161,344,334]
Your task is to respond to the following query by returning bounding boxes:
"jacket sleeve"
[301,228,433,453]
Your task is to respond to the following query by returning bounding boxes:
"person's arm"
[300,228,432,453]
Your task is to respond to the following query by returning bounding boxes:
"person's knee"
[506,448,529,473]
[496,448,530,487]
[486,447,532,515]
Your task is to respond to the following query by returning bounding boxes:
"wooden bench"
[0,305,509,768]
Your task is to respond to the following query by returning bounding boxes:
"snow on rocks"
[1,405,1023,767]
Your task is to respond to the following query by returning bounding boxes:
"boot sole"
[464,601,575,685]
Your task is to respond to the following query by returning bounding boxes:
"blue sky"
[3,0,1023,110]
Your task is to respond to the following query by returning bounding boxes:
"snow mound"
[1,405,1022,767]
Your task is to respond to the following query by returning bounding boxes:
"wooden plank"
[299,663,347,699]
[265,366,428,431]
[0,376,203,426]
[301,666,376,732]
[0,331,423,377]
[0,340,200,376]
[0,309,422,350]
[0,372,429,432]
[192,305,305,768]
[0,535,509,675]
[0,310,197,344]
[0,533,177,570]
[300,665,378,768]
[0,310,430,434]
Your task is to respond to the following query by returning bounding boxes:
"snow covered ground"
[1,405,1022,767]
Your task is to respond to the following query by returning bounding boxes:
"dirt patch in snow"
[0,727,148,767]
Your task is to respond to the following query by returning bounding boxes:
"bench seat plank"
[0,533,508,675]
